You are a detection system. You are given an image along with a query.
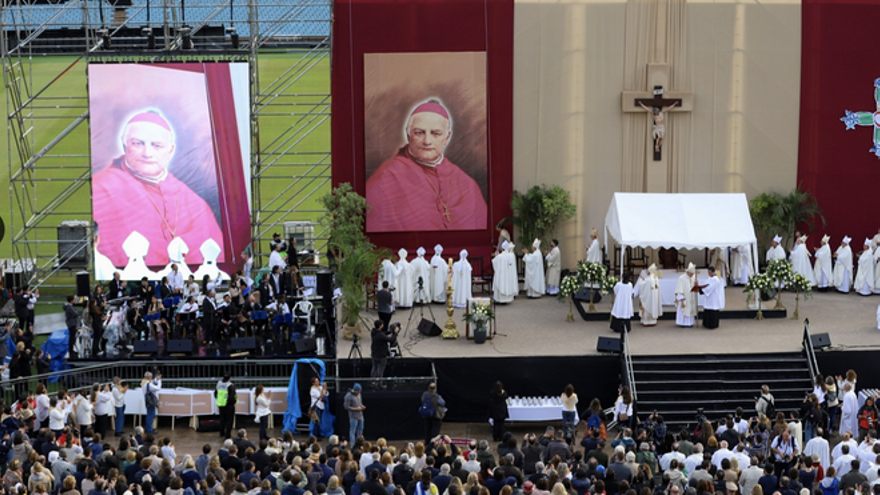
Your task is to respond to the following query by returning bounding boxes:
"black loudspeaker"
[167,339,192,354]
[4,272,21,292]
[316,269,333,298]
[417,318,442,337]
[133,340,159,354]
[596,336,622,353]
[57,221,90,267]
[809,332,831,349]
[295,338,317,353]
[231,337,256,351]
[76,271,90,298]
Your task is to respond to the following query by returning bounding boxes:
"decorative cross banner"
[840,77,880,159]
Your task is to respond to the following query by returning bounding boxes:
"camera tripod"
[403,277,436,338]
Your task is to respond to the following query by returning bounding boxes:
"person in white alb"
[790,235,817,286]
[430,244,448,303]
[731,245,753,285]
[675,263,698,328]
[638,264,662,326]
[379,255,399,292]
[767,235,786,263]
[544,240,561,295]
[451,249,472,308]
[803,428,831,470]
[814,235,833,290]
[710,248,729,286]
[610,275,634,333]
[833,236,854,293]
[522,239,546,298]
[700,266,725,329]
[492,243,518,304]
[410,247,432,304]
[585,228,602,264]
[855,238,875,296]
[395,248,415,308]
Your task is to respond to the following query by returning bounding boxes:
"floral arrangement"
[743,272,773,296]
[790,273,814,300]
[765,259,796,287]
[601,275,619,296]
[557,275,582,303]
[463,301,495,325]
[577,260,607,283]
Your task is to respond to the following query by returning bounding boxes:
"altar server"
[731,245,753,285]
[766,235,786,263]
[701,266,725,329]
[814,235,833,289]
[492,243,518,303]
[610,275,634,333]
[395,248,415,308]
[544,240,561,295]
[855,239,875,296]
[790,235,817,286]
[675,263,698,327]
[430,244,449,303]
[839,382,859,438]
[522,239,546,298]
[638,264,662,326]
[833,236,853,293]
[585,228,602,264]
[411,247,432,304]
[451,250,472,308]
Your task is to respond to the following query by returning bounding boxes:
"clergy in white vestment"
[833,236,854,293]
[767,235,786,263]
[814,235,833,289]
[872,228,880,251]
[451,249,472,308]
[731,245,753,285]
[585,228,602,264]
[855,239,875,296]
[675,263,698,327]
[379,257,399,291]
[701,266,725,329]
[873,244,880,294]
[790,235,817,286]
[710,248,729,285]
[544,240,561,295]
[522,239,546,298]
[411,247,432,304]
[120,231,158,280]
[840,382,860,438]
[638,264,662,326]
[430,244,449,303]
[495,221,512,254]
[610,275,634,333]
[394,248,415,308]
[492,243,519,303]
[803,434,831,471]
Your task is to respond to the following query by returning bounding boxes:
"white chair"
[293,300,314,336]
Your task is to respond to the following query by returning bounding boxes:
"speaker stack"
[133,340,159,356]
[76,271,90,298]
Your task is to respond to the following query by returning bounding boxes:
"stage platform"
[338,285,880,359]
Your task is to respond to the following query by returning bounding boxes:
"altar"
[655,269,719,306]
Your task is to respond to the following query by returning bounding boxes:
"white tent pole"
[752,242,759,275]
[620,244,626,277]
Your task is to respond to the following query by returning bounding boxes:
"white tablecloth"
[505,397,579,423]
[656,269,712,307]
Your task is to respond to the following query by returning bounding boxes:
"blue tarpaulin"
[283,358,334,436]
[40,330,70,383]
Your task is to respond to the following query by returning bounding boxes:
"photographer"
[770,427,799,477]
[370,320,398,388]
[377,282,394,332]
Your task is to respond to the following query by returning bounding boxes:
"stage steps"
[630,352,813,429]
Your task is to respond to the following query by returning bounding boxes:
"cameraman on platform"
[377,281,394,331]
[370,320,399,389]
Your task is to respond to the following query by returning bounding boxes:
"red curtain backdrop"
[798,0,880,244]
[331,0,514,260]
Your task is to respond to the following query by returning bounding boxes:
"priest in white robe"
[833,236,854,293]
[411,247,432,304]
[492,243,519,303]
[380,256,399,292]
[544,240,561,295]
[585,228,602,264]
[701,266,725,329]
[710,248,729,286]
[522,239,546,298]
[873,243,880,294]
[610,274,634,333]
[394,248,415,308]
[854,239,875,296]
[766,235,786,263]
[451,249,472,308]
[495,221,512,254]
[872,228,880,251]
[430,244,448,303]
[638,264,662,326]
[840,382,860,438]
[803,433,831,471]
[790,235,817,286]
[675,263,698,327]
[731,245,753,285]
[814,235,833,289]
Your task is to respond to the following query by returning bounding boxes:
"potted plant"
[319,183,388,339]
[743,272,771,320]
[557,275,580,322]
[790,273,813,320]
[463,300,495,344]
[510,184,577,247]
[577,260,606,312]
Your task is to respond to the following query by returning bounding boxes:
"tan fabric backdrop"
[513,0,800,267]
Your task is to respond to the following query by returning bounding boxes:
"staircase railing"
[622,322,637,401]
[802,318,821,383]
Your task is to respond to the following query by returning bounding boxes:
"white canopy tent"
[603,192,759,275]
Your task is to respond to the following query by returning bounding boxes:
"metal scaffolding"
[2,0,332,292]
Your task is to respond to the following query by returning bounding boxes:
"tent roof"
[604,193,757,250]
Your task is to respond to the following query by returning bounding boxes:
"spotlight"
[226,27,239,49]
[141,26,155,49]
[180,26,193,50]
[97,28,111,50]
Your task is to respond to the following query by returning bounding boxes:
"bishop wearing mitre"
[522,239,546,298]
[674,263,698,328]
[638,264,663,326]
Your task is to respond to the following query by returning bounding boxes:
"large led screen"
[88,63,251,281]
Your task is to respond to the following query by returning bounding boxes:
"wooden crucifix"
[622,63,693,162]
